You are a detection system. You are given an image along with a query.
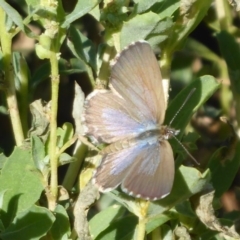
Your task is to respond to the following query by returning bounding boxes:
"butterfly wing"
[110,41,166,124]
[122,140,174,200]
[83,41,165,143]
[83,90,152,143]
[93,139,144,191]
[94,137,174,200]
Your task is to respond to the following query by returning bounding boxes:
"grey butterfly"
[83,41,178,200]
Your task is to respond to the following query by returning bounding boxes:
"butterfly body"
[101,128,162,154]
[83,40,177,200]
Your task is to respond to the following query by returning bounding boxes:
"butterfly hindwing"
[122,140,174,200]
[93,131,174,200]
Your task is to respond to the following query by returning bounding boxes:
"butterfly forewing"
[83,41,164,143]
[83,90,150,143]
[110,41,166,124]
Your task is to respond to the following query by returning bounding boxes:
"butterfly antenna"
[171,134,200,165]
[169,88,196,126]
[168,88,199,165]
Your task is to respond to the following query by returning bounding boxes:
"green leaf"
[151,0,180,19]
[67,25,97,71]
[0,147,44,227]
[174,132,199,168]
[146,212,174,234]
[0,190,7,210]
[161,224,173,239]
[184,38,222,63]
[89,204,125,239]
[133,0,160,14]
[89,3,100,21]
[163,0,212,54]
[165,75,220,132]
[31,58,88,89]
[120,12,162,49]
[56,122,74,148]
[59,153,76,166]
[0,153,7,169]
[50,205,71,240]
[25,0,39,7]
[119,9,174,48]
[175,200,196,218]
[223,210,240,222]
[31,135,46,172]
[95,215,138,240]
[146,17,173,46]
[62,0,100,28]
[207,142,240,197]
[60,58,88,74]
[217,31,240,95]
[200,231,220,240]
[0,205,55,240]
[0,219,4,232]
[66,26,96,87]
[30,62,50,89]
[0,0,33,36]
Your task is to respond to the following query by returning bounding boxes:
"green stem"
[62,140,87,191]
[86,65,96,89]
[136,218,146,240]
[18,54,29,137]
[0,8,24,146]
[97,45,115,87]
[49,52,60,210]
[160,51,172,105]
[135,200,150,240]
[215,0,229,30]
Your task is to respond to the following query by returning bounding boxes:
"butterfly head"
[160,126,180,140]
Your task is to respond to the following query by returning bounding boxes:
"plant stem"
[215,0,229,30]
[62,139,87,191]
[160,51,172,105]
[18,54,29,137]
[0,8,24,146]
[49,52,60,210]
[136,218,146,240]
[97,45,115,88]
[135,200,150,240]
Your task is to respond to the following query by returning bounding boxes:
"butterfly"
[82,40,179,200]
